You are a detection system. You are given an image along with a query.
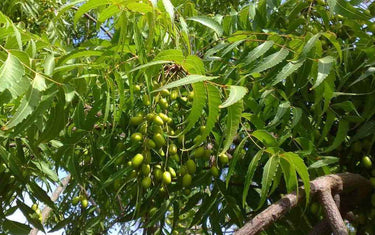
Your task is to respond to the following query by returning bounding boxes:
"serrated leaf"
[221,40,245,57]
[300,33,320,58]
[281,152,310,207]
[311,56,335,89]
[272,61,304,85]
[129,60,173,73]
[268,101,290,126]
[252,130,278,147]
[220,86,248,108]
[162,0,174,22]
[291,107,302,128]
[0,54,28,99]
[199,84,221,143]
[249,48,289,74]
[327,0,370,20]
[74,0,110,26]
[187,16,223,37]
[6,74,46,129]
[280,157,298,193]
[308,156,339,169]
[243,150,263,206]
[323,119,349,152]
[28,183,55,209]
[322,32,342,62]
[242,41,274,66]
[182,82,207,134]
[256,155,280,210]
[226,137,248,188]
[153,75,218,92]
[220,100,243,155]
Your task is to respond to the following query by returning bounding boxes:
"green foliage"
[0,0,375,234]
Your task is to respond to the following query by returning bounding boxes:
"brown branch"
[319,189,347,235]
[29,174,71,235]
[235,173,371,235]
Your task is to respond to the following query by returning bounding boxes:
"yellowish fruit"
[142,177,152,189]
[142,164,151,175]
[130,116,144,126]
[210,166,219,177]
[219,153,229,164]
[362,156,372,169]
[182,174,192,187]
[168,167,176,178]
[153,133,166,147]
[81,199,88,208]
[153,115,164,126]
[162,171,172,184]
[154,166,163,181]
[132,154,144,168]
[169,144,178,155]
[186,160,196,174]
[131,132,143,142]
[31,203,38,211]
[72,197,80,205]
[193,147,205,158]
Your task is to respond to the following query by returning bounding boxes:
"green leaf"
[220,86,248,108]
[74,0,110,26]
[154,49,184,63]
[220,100,243,155]
[38,97,66,143]
[280,157,298,193]
[249,48,289,74]
[242,41,274,66]
[272,61,304,85]
[322,32,342,62]
[187,16,223,37]
[268,101,290,126]
[28,183,55,209]
[129,60,173,73]
[0,54,28,99]
[3,219,31,235]
[331,101,360,116]
[200,84,221,143]
[281,152,310,207]
[183,82,207,134]
[162,0,174,22]
[300,33,320,58]
[311,56,335,89]
[226,137,248,188]
[6,74,47,129]
[252,130,278,147]
[182,55,205,74]
[327,0,370,20]
[324,120,349,152]
[243,150,263,206]
[58,50,104,65]
[291,107,302,128]
[190,193,217,227]
[257,155,280,210]
[153,75,218,92]
[309,156,339,169]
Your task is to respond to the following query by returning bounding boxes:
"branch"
[235,173,371,235]
[29,174,71,235]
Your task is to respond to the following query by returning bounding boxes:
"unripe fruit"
[38,214,43,222]
[154,166,163,181]
[182,174,192,187]
[142,177,152,189]
[186,160,196,174]
[81,199,88,208]
[203,149,211,159]
[35,208,41,215]
[210,166,219,177]
[171,154,179,162]
[179,166,187,175]
[153,116,164,126]
[143,150,151,163]
[146,139,156,149]
[153,125,163,134]
[184,189,191,195]
[178,135,184,144]
[132,154,144,168]
[142,94,150,106]
[159,98,169,109]
[146,113,155,121]
[168,167,176,178]
[193,147,205,158]
[130,116,144,125]
[160,89,170,96]
[219,153,229,164]
[170,90,178,100]
[158,148,165,157]
[131,132,143,142]
[362,156,372,169]
[188,91,194,100]
[139,123,148,134]
[159,113,169,122]
[200,126,206,133]
[134,84,141,92]
[127,161,132,167]
[130,170,137,178]
[72,197,80,205]
[169,144,178,155]
[142,164,151,175]
[162,171,172,184]
[153,133,166,147]
[31,203,38,211]
[193,135,202,145]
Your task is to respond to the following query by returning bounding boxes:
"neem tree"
[1,0,375,234]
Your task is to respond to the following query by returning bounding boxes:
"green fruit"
[35,208,41,215]
[72,197,80,205]
[147,139,156,149]
[162,171,172,184]
[159,113,169,122]
[127,161,132,167]
[193,135,202,145]
[142,177,152,188]
[178,135,184,144]
[153,116,164,126]
[81,199,88,208]
[130,170,137,178]
[179,166,187,175]
[132,154,144,168]
[159,98,169,109]
[219,153,229,165]
[362,156,372,169]
[200,126,206,133]
[130,116,144,126]
[170,90,178,100]
[193,147,205,158]
[310,202,319,215]
[142,94,150,106]
[160,89,170,96]
[186,160,196,174]
[143,150,151,163]
[188,91,194,100]
[142,164,151,175]
[210,166,219,177]
[131,132,143,142]
[146,113,155,121]
[182,174,192,187]
[171,154,179,162]
[169,144,178,155]
[31,204,38,211]
[153,125,163,134]
[134,84,141,92]
[139,123,148,134]
[168,167,176,178]
[153,133,166,147]
[184,189,191,195]
[158,148,165,157]
[203,149,211,159]
[370,177,375,188]
[38,214,43,222]
[154,165,163,181]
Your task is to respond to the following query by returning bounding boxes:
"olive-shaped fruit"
[134,84,141,92]
[171,154,179,162]
[210,166,219,177]
[81,199,88,208]
[193,135,202,145]
[160,89,170,97]
[168,167,176,178]
[170,90,178,100]
[72,197,80,205]
[200,126,206,133]
[154,166,163,181]
[142,94,151,106]
[146,113,155,121]
[35,208,41,215]
[203,149,211,159]
[142,177,152,188]
[159,113,169,122]
[147,139,156,149]
[219,153,229,164]
[131,132,143,142]
[153,133,166,147]
[193,147,205,158]
[162,171,172,184]
[182,174,192,187]
[143,150,151,163]
[142,164,151,175]
[169,144,178,155]
[130,116,144,125]
[362,156,372,169]
[186,159,196,174]
[31,203,38,211]
[153,116,164,126]
[139,123,148,134]
[132,154,144,168]
[158,148,165,157]
[130,170,137,178]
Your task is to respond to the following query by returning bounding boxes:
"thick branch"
[235,173,370,235]
[319,189,347,235]
[29,175,71,235]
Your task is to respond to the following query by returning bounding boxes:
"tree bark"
[235,173,371,235]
